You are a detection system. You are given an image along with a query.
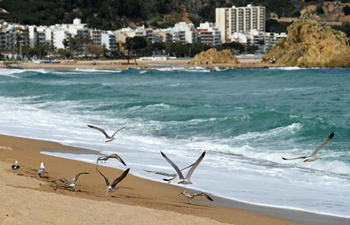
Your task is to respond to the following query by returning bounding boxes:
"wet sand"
[1,58,264,70]
[1,134,348,225]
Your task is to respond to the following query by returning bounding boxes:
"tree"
[62,39,69,51]
[86,43,103,58]
[125,36,147,65]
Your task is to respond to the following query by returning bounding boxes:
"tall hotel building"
[216,4,265,43]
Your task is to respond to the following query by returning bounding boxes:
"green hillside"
[0,0,350,30]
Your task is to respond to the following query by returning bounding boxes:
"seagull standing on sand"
[179,190,213,203]
[161,151,206,184]
[97,153,127,167]
[88,125,125,142]
[143,163,195,183]
[12,161,20,170]
[38,162,45,176]
[282,131,335,162]
[97,168,130,197]
[53,172,90,188]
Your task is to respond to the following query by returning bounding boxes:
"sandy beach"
[1,134,349,225]
[0,58,264,70]
[0,134,304,225]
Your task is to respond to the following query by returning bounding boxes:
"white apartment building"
[115,31,127,43]
[53,30,66,49]
[197,22,221,46]
[155,29,172,42]
[101,31,116,51]
[216,4,265,43]
[172,22,197,44]
[28,19,89,50]
[0,22,17,49]
[90,29,102,46]
[264,32,287,52]
[119,27,136,38]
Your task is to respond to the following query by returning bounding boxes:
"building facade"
[197,22,221,46]
[216,4,265,43]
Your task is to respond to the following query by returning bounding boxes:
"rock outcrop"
[188,48,240,66]
[262,19,350,67]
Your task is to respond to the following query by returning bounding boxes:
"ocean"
[0,67,349,218]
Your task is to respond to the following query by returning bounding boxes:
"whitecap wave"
[74,68,122,73]
[269,67,307,70]
[153,67,210,73]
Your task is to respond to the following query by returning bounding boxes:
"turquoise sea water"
[0,67,349,217]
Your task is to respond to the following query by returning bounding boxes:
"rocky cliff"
[262,19,350,67]
[300,1,350,26]
[188,48,240,66]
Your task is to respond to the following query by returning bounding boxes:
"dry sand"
[0,134,309,225]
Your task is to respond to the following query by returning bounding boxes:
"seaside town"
[1,1,350,225]
[1,1,350,69]
[0,4,285,62]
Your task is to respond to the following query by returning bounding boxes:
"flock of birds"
[10,125,335,203]
[10,124,213,203]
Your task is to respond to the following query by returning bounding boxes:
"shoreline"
[0,58,266,70]
[1,133,349,225]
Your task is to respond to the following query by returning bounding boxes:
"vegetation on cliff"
[262,19,350,67]
[0,0,339,30]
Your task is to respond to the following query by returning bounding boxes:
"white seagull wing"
[72,172,90,184]
[110,127,125,138]
[108,153,127,166]
[310,131,335,157]
[185,151,206,180]
[160,151,184,179]
[194,192,213,201]
[88,125,110,138]
[180,162,195,171]
[143,169,176,177]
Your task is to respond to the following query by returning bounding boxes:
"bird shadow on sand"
[66,189,88,193]
[183,202,213,208]
[111,194,149,200]
[118,186,134,190]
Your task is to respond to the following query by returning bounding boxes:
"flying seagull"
[143,163,195,183]
[97,153,127,167]
[88,125,125,142]
[38,162,45,176]
[53,172,90,188]
[178,190,213,203]
[282,131,335,162]
[161,151,206,184]
[12,161,20,170]
[97,168,130,197]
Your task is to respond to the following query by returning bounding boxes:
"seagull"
[97,153,127,167]
[12,161,20,170]
[38,162,45,176]
[282,131,335,162]
[143,163,195,183]
[161,151,206,184]
[53,172,90,188]
[178,190,213,203]
[97,168,130,197]
[88,125,125,142]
